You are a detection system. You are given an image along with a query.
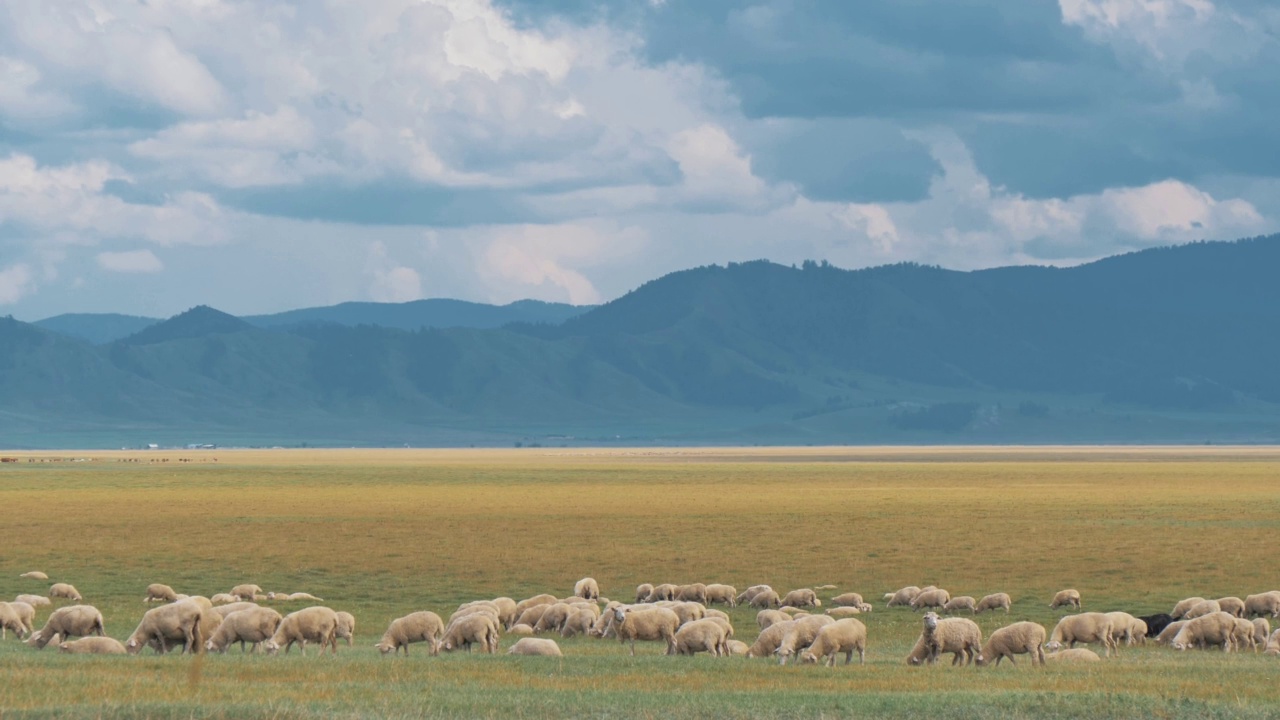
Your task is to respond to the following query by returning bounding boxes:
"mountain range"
[4,234,1279,448]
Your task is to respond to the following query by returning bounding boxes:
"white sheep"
[1217,597,1246,618]
[779,588,821,609]
[830,593,864,607]
[15,594,51,607]
[747,620,796,658]
[264,606,341,655]
[1245,592,1280,618]
[1047,613,1116,657]
[1183,599,1221,620]
[1170,596,1206,619]
[491,597,518,628]
[1156,620,1189,645]
[533,603,575,634]
[799,618,866,666]
[943,596,976,614]
[513,594,558,618]
[125,600,205,655]
[28,605,105,649]
[230,584,263,602]
[510,623,536,637]
[825,607,864,619]
[508,637,562,656]
[612,606,679,656]
[376,611,444,655]
[286,592,326,602]
[1252,618,1271,649]
[975,621,1046,667]
[886,586,922,608]
[560,608,596,638]
[1231,617,1258,652]
[335,611,355,646]
[144,583,179,603]
[737,585,774,605]
[975,593,1012,614]
[671,618,729,657]
[59,636,127,654]
[668,601,706,627]
[212,601,259,619]
[676,584,708,604]
[704,584,738,607]
[1049,589,1081,610]
[1045,648,1100,663]
[726,639,750,656]
[907,613,982,666]
[757,609,791,629]
[19,571,49,581]
[749,589,782,608]
[574,577,600,601]
[645,584,679,603]
[1104,612,1146,646]
[205,607,284,653]
[635,584,655,603]
[514,604,552,629]
[441,613,500,654]
[911,589,951,611]
[775,615,836,665]
[0,601,34,639]
[49,583,82,601]
[1171,611,1236,652]
[1265,628,1280,655]
[210,593,239,605]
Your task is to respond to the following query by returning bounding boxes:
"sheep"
[799,618,866,667]
[205,607,283,653]
[1252,618,1271,649]
[1045,648,1100,663]
[749,589,781,608]
[779,588,821,609]
[775,615,836,665]
[911,589,951,611]
[587,612,615,639]
[944,596,977,614]
[15,594,51,607]
[975,622,1046,667]
[125,600,205,655]
[645,584,679,603]
[1266,628,1280,655]
[49,583,82,601]
[747,620,796,658]
[1047,613,1116,657]
[19,571,49,581]
[513,594,558,618]
[757,609,791,630]
[668,601,706,627]
[574,577,600,601]
[703,608,731,622]
[1171,611,1236,652]
[1217,597,1246,618]
[826,607,865,619]
[830,593,864,607]
[510,623,536,636]
[514,605,552,629]
[635,584,655,603]
[1138,613,1174,638]
[676,584,708,604]
[181,596,223,648]
[1245,592,1280,618]
[705,584,738,607]
[908,613,982,666]
[0,602,34,639]
[1171,596,1206,619]
[726,639,750,656]
[59,636,127,654]
[1183,599,1222,620]
[144,583,179,603]
[612,606,679,656]
[210,593,239,605]
[264,607,341,656]
[230,584,263,602]
[671,618,729,657]
[285,592,326,602]
[1103,612,1145,646]
[334,611,355,646]
[737,585,774,605]
[212,601,260,619]
[491,597,518,628]
[441,613,500,654]
[508,638,563,656]
[375,611,444,656]
[975,593,1012,614]
[561,607,596,638]
[533,603,575,634]
[1049,589,1081,610]
[886,586,922,608]
[1156,620,1189,645]
[28,605,105,649]
[1231,617,1258,652]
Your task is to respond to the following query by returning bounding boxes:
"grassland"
[2,446,1280,719]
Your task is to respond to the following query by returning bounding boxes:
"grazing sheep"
[705,584,738,607]
[975,593,1012,614]
[775,615,836,665]
[757,610,791,629]
[703,608,730,623]
[20,571,49,581]
[0,602,34,639]
[230,584,263,602]
[1183,599,1222,620]
[210,593,239,605]
[1139,613,1174,638]
[587,612,616,639]
[1231,617,1259,652]
[212,602,259,619]
[747,620,796,658]
[1265,628,1280,655]
[826,607,865,619]
[886,586,923,608]
[671,618,729,657]
[1171,596,1206,619]
[737,585,774,605]
[1217,597,1246,618]
[1156,620,1189,645]
[533,603,575,634]
[49,583,82,601]
[28,605,105,649]
[513,594,559,618]
[334,611,355,646]
[749,590,781,609]
[779,589,821,609]
[59,636,127,654]
[1252,618,1271,649]
[668,602,706,627]
[944,596,977,614]
[125,600,205,655]
[205,607,284,653]
[975,622,1046,667]
[1171,611,1236,652]
[1103,612,1145,646]
[911,589,951,611]
[907,614,982,666]
[645,584,679,603]
[441,614,500,654]
[1245,592,1280,618]
[264,607,341,656]
[375,611,444,656]
[830,593,864,607]
[561,608,596,638]
[612,606,679,656]
[799,618,867,667]
[15,594,51,607]
[1049,589,1081,610]
[574,578,600,601]
[1046,648,1100,663]
[1047,613,1116,657]
[144,584,179,603]
[726,639,750,656]
[635,584,655,603]
[509,623,536,636]
[514,605,552,629]
[676,584,708,604]
[508,638,562,656]
[490,597,518,628]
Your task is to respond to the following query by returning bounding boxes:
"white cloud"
[0,263,35,305]
[0,56,74,122]
[366,241,424,303]
[96,249,163,274]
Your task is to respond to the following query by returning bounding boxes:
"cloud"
[366,241,424,304]
[0,56,75,123]
[96,249,163,274]
[0,263,35,305]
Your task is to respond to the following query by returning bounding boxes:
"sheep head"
[923,612,940,631]
[375,642,394,654]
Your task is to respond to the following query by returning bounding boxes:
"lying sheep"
[230,584,263,602]
[20,571,49,581]
[335,611,355,646]
[376,611,444,656]
[613,606,679,656]
[0,602,34,639]
[125,600,204,655]
[911,589,951,611]
[747,620,796,658]
[749,590,781,608]
[1171,611,1236,652]
[206,607,283,653]
[757,610,791,630]
[28,605,105,649]
[1139,613,1174,638]
[737,585,774,606]
[1045,648,1100,663]
[671,618,729,657]
[285,592,326,602]
[944,596,977,615]
[210,593,239,605]
[264,607,340,656]
[799,618,866,666]
[510,623,536,636]
[975,622,1046,667]
[886,586,922,608]
[826,607,865,619]
[907,614,982,666]
[830,593,864,608]
[1047,613,1116,657]
[1183,599,1221,620]
[1156,620,1189,645]
[726,639,750,656]
[779,589,821,609]
[635,584,655,603]
[1246,592,1280,618]
[1217,597,1246,618]
[705,584,737,607]
[144,583,179,603]
[775,615,836,665]
[975,593,1012,614]
[49,583,82,601]
[508,637,562,656]
[574,578,600,601]
[59,636,127,654]
[441,613,500,654]
[15,594,51,607]
[1049,589,1081,610]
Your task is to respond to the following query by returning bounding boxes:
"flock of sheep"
[6,571,1280,667]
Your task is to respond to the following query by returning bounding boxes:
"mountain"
[4,235,1280,448]
[34,313,159,345]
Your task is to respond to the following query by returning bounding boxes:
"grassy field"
[2,446,1279,719]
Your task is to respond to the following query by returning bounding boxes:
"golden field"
[2,446,1279,719]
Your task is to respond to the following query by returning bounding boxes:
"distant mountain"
[244,298,591,331]
[5,235,1280,448]
[34,313,159,345]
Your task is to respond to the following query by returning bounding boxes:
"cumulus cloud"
[0,263,35,305]
[96,249,163,274]
[366,241,424,304]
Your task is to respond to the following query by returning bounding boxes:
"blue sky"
[1,0,1276,319]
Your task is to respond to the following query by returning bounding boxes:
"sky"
[1,0,1277,320]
